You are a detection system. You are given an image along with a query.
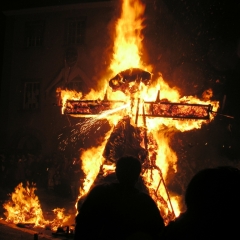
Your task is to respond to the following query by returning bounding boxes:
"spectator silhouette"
[74,155,164,240]
[162,166,240,239]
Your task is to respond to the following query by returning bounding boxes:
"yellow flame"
[3,183,70,229]
[79,129,113,198]
[3,182,45,227]
[102,163,116,176]
[110,0,146,73]
[61,89,83,114]
[51,208,71,231]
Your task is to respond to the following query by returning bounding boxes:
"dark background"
[163,0,240,119]
[0,0,112,99]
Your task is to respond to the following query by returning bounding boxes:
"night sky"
[162,0,240,117]
[1,0,240,120]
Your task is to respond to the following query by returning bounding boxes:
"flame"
[3,183,70,229]
[60,89,83,114]
[3,182,46,227]
[51,208,71,231]
[110,0,146,73]
[102,163,116,176]
[79,129,113,198]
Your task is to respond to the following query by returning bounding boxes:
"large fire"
[62,0,219,223]
[3,0,219,228]
[59,0,219,224]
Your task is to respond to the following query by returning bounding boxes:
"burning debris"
[3,182,71,231]
[3,182,45,227]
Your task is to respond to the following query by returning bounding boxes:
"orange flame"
[3,183,71,229]
[110,0,146,73]
[51,208,71,231]
[3,182,46,227]
[79,129,113,198]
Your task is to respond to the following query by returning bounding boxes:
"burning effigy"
[58,0,219,224]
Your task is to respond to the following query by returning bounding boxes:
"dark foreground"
[0,219,64,240]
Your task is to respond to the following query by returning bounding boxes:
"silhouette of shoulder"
[162,166,240,239]
[75,155,165,239]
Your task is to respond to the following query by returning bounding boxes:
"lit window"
[67,19,86,45]
[25,21,44,47]
[23,82,40,110]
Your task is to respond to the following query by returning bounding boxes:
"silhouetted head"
[185,166,240,217]
[115,156,142,187]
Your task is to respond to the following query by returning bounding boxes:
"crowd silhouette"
[74,156,164,240]
[74,156,240,240]
[162,166,240,239]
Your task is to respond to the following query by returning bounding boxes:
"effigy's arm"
[63,99,212,120]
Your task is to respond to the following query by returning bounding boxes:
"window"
[23,82,40,110]
[25,21,44,47]
[66,18,86,45]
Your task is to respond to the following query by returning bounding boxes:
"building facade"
[1,1,116,156]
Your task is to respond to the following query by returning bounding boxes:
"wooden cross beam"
[63,98,212,120]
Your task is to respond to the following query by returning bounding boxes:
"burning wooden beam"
[144,101,212,120]
[63,100,125,115]
[64,99,212,120]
